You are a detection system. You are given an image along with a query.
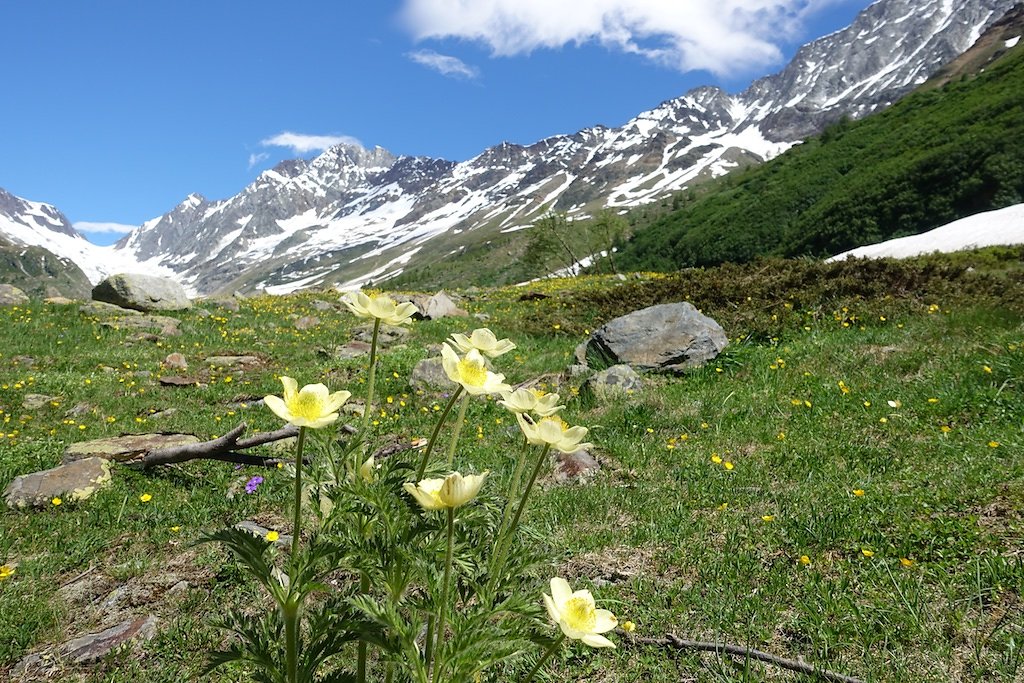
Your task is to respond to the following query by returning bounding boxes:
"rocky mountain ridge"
[3,0,1019,295]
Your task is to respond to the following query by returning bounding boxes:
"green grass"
[1,251,1023,681]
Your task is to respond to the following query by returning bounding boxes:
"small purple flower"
[245,476,264,494]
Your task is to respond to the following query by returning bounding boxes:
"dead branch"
[627,632,865,683]
[141,423,298,468]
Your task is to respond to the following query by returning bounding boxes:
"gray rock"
[294,315,320,331]
[335,341,372,359]
[99,314,180,333]
[11,355,36,367]
[4,457,112,508]
[0,284,30,306]
[392,293,431,319]
[44,295,78,305]
[409,357,453,391]
[473,312,491,322]
[92,273,191,312]
[425,290,468,319]
[163,353,188,371]
[22,394,59,410]
[235,520,293,549]
[353,323,410,345]
[581,364,643,400]
[63,433,201,463]
[311,299,336,311]
[12,614,161,676]
[79,300,141,317]
[578,302,727,372]
[209,297,240,312]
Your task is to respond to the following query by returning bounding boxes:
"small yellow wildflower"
[51,497,62,506]
[853,489,865,497]
[724,461,734,471]
[799,555,811,566]
[139,493,152,503]
[761,515,775,522]
[170,526,182,533]
[988,441,1000,448]
[265,531,280,542]
[711,454,723,464]
[940,425,952,433]
[0,563,15,580]
[900,557,914,568]
[621,620,636,633]
[983,365,992,374]
[861,549,875,558]
[927,398,939,404]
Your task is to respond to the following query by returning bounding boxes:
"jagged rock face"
[4,0,1017,296]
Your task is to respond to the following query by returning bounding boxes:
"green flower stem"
[360,317,382,435]
[357,571,371,683]
[488,444,551,593]
[423,615,436,674]
[431,508,456,683]
[445,393,471,467]
[415,386,464,480]
[283,599,301,683]
[489,437,531,578]
[291,427,307,562]
[519,634,565,683]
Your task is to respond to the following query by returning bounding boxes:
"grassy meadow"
[1,251,1023,682]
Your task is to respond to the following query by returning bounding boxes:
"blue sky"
[3,0,872,245]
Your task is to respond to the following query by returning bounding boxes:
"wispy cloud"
[261,131,363,155]
[407,49,480,79]
[73,221,137,235]
[400,0,844,76]
[248,151,270,169]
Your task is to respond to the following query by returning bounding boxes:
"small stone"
[159,375,202,387]
[60,614,159,664]
[581,364,643,400]
[164,353,188,370]
[44,296,77,305]
[148,408,179,420]
[79,301,141,317]
[335,341,371,359]
[235,520,292,549]
[409,357,452,391]
[424,290,468,319]
[311,299,336,311]
[294,315,320,331]
[352,323,410,345]
[203,355,260,368]
[209,297,240,312]
[11,355,36,368]
[4,457,113,508]
[65,402,95,418]
[473,312,491,322]
[22,394,58,410]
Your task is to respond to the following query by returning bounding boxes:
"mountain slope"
[105,0,1016,295]
[614,33,1024,272]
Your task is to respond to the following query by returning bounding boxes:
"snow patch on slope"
[828,204,1024,260]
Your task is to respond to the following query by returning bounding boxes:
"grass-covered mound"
[1,249,1022,682]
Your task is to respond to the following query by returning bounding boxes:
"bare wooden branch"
[140,423,298,468]
[627,632,865,683]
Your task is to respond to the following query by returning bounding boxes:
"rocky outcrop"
[92,273,191,312]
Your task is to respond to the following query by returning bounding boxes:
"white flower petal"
[580,633,615,648]
[549,577,572,607]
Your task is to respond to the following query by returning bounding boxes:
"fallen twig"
[627,632,865,683]
[141,423,298,468]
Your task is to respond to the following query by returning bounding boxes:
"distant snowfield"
[828,203,1024,261]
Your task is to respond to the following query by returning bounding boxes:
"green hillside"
[0,244,93,299]
[615,44,1024,272]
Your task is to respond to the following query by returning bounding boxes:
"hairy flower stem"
[357,572,371,683]
[415,387,464,479]
[519,635,565,683]
[488,438,530,579]
[291,427,307,562]
[283,599,301,683]
[488,444,551,594]
[360,318,382,436]
[431,508,456,683]
[445,393,471,467]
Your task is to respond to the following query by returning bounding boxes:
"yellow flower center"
[530,388,547,398]
[563,597,596,632]
[458,358,488,387]
[290,391,324,420]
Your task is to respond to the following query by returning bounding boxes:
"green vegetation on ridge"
[615,44,1024,272]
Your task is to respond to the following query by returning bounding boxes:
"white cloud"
[400,0,842,76]
[261,131,363,155]
[407,49,480,79]
[248,151,270,169]
[73,221,137,235]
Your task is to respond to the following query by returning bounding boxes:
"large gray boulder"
[92,273,191,312]
[577,302,727,373]
[0,283,30,306]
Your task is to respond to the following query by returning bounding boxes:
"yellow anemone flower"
[440,344,511,396]
[543,577,617,648]
[515,414,591,453]
[341,290,418,326]
[449,328,516,358]
[498,388,564,417]
[264,376,351,429]
[403,471,488,510]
